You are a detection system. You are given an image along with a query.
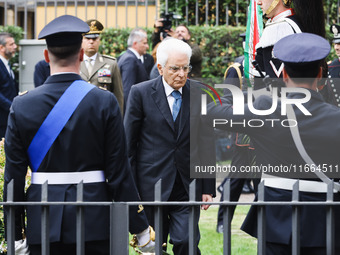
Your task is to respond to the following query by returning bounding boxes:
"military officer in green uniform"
[80,19,124,115]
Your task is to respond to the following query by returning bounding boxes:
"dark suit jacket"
[143,53,155,75]
[0,59,18,138]
[118,49,149,107]
[34,60,50,87]
[124,76,215,202]
[4,73,148,244]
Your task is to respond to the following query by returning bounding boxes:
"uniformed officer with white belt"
[208,33,340,254]
[3,15,154,255]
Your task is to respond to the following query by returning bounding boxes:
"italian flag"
[244,0,263,86]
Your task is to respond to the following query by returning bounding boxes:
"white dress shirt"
[162,77,182,115]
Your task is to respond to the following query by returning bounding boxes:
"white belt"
[262,174,337,193]
[31,171,105,185]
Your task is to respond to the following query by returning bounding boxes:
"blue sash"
[27,80,95,172]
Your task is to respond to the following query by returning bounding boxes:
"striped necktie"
[172,90,182,121]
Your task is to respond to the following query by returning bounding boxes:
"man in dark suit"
[124,38,215,255]
[118,28,149,108]
[143,52,155,75]
[33,59,50,87]
[0,32,18,138]
[3,15,154,255]
[208,33,340,254]
[80,19,124,115]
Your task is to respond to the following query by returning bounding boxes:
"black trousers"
[29,240,109,255]
[266,242,340,255]
[217,177,260,225]
[144,174,201,255]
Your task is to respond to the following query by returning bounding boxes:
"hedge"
[100,26,246,81]
[100,25,337,81]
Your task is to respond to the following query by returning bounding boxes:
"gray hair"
[156,38,192,67]
[127,28,147,47]
[0,32,13,46]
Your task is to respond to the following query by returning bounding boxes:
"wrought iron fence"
[3,178,340,255]
[1,0,339,40]
[1,0,249,39]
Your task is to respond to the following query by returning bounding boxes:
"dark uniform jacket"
[3,73,148,244]
[0,59,17,138]
[80,53,124,115]
[325,58,340,107]
[208,89,340,247]
[328,58,340,78]
[124,76,216,202]
[254,12,301,89]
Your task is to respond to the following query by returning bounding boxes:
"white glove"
[15,239,29,255]
[136,226,155,253]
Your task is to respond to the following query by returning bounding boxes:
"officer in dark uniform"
[254,0,325,90]
[208,33,340,254]
[3,15,154,255]
[328,24,340,79]
[80,19,124,115]
[324,24,340,107]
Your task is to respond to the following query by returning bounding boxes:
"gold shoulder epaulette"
[19,90,28,96]
[103,55,116,61]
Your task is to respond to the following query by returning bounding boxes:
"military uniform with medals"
[80,19,124,115]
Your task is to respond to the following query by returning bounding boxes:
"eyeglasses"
[165,65,192,73]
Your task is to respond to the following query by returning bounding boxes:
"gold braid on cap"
[282,0,292,7]
[87,20,102,34]
[265,0,280,15]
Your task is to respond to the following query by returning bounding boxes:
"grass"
[198,205,257,255]
[129,205,257,254]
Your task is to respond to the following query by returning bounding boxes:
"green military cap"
[84,19,104,39]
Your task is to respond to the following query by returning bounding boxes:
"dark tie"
[172,90,182,121]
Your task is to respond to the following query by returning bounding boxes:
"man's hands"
[153,19,175,38]
[130,226,155,253]
[201,194,213,210]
